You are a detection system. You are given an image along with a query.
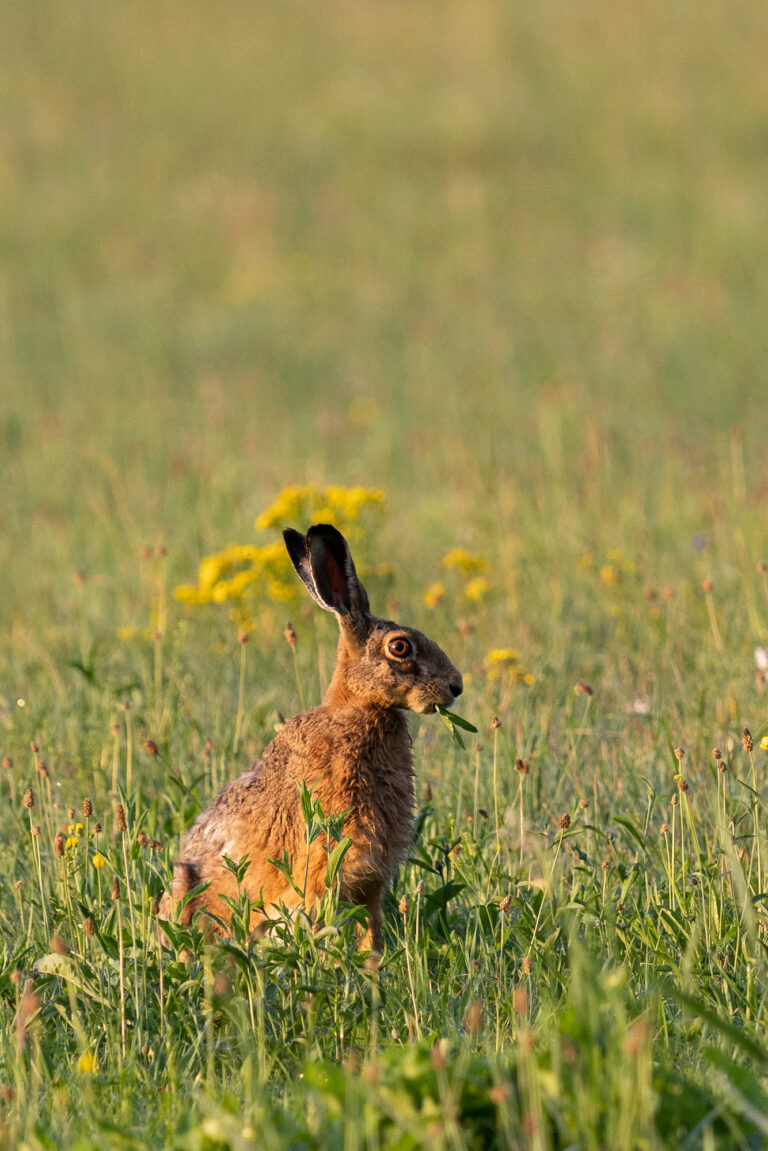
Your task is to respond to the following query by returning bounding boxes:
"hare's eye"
[386,637,412,659]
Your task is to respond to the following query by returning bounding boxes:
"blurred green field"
[3,1,768,1148]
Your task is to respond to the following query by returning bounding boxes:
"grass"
[3,0,768,1147]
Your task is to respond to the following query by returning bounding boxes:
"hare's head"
[284,524,463,714]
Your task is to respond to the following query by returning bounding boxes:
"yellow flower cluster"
[255,485,385,533]
[433,547,493,605]
[175,541,294,607]
[424,582,446,609]
[441,548,490,576]
[598,549,635,587]
[174,486,386,617]
[485,648,534,686]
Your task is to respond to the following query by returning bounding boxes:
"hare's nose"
[450,681,463,698]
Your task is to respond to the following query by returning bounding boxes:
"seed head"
[54,833,65,856]
[83,797,93,818]
[398,894,410,916]
[144,739,159,756]
[30,824,40,836]
[670,793,678,806]
[514,759,529,775]
[137,831,148,848]
[115,804,127,832]
[83,917,95,936]
[111,877,121,900]
[464,1001,484,1033]
[718,760,728,773]
[660,823,669,835]
[51,933,68,955]
[702,578,714,593]
[490,716,502,730]
[2,756,12,769]
[237,628,249,645]
[36,760,49,778]
[284,622,297,648]
[513,987,529,1016]
[579,798,588,809]
[499,894,512,913]
[29,741,39,754]
[674,747,685,762]
[110,723,120,737]
[415,879,425,896]
[94,822,102,835]
[678,778,690,793]
[557,812,571,831]
[712,747,722,761]
[23,788,35,809]
[758,562,767,574]
[67,808,75,819]
[522,955,532,975]
[742,729,754,753]
[575,680,593,696]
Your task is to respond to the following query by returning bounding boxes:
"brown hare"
[160,523,463,951]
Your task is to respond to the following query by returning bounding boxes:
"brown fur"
[160,524,462,951]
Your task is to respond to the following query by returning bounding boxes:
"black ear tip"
[283,528,309,563]
[307,523,346,544]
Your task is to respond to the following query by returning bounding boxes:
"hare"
[160,523,463,951]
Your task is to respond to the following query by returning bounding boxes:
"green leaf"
[613,815,646,849]
[674,990,768,1065]
[424,880,466,919]
[34,953,112,1007]
[325,835,353,887]
[436,705,478,731]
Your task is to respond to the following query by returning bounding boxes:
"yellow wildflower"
[267,579,296,603]
[600,565,619,586]
[77,1052,96,1074]
[178,487,385,611]
[92,853,106,869]
[578,553,594,568]
[348,397,379,427]
[465,577,489,602]
[761,736,768,751]
[485,649,520,666]
[523,672,535,685]
[65,836,78,850]
[441,548,490,576]
[606,548,624,564]
[424,582,446,609]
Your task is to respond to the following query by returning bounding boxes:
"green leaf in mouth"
[435,705,479,748]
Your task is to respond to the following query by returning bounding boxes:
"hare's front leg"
[359,886,383,953]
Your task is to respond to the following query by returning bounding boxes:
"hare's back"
[180,759,279,860]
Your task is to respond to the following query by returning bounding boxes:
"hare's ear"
[285,524,370,634]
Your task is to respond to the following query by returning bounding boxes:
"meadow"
[3,1,768,1147]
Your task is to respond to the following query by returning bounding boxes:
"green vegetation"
[2,1,768,1146]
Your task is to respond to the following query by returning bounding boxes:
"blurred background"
[2,0,768,648]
